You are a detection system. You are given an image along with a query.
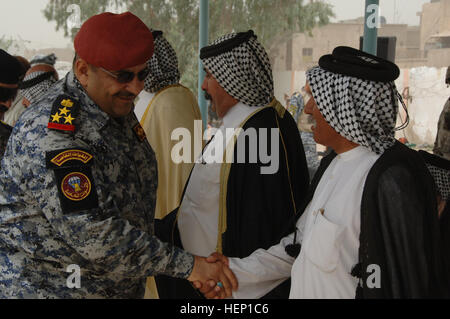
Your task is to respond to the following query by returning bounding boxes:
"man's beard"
[204,91,212,101]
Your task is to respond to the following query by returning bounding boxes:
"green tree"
[0,36,13,51]
[43,0,334,96]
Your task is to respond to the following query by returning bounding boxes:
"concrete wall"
[420,0,450,50]
[273,67,450,146]
[427,48,450,67]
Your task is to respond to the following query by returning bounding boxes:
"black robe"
[287,142,447,298]
[155,104,310,299]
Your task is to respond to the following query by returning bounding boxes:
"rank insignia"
[133,123,147,142]
[46,148,98,214]
[48,95,80,132]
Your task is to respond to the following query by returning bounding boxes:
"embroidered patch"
[46,148,93,169]
[50,149,93,167]
[46,148,98,214]
[133,123,147,142]
[61,172,92,201]
[48,95,80,132]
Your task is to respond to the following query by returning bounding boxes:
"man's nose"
[126,76,144,96]
[304,100,313,115]
[201,77,207,91]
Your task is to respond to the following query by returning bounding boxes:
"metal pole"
[198,0,209,131]
[363,0,379,55]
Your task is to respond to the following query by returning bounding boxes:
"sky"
[0,0,432,50]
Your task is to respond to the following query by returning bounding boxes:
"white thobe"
[134,90,155,121]
[178,102,263,257]
[229,146,381,299]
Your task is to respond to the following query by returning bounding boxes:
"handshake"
[187,252,237,299]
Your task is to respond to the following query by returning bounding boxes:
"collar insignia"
[133,123,147,142]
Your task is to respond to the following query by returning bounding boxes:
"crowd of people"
[0,11,448,299]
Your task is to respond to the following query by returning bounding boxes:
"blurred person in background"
[3,56,30,126]
[0,50,23,158]
[19,63,59,108]
[135,29,202,299]
[433,66,450,160]
[288,88,320,179]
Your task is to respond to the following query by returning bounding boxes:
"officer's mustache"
[114,91,136,99]
[204,91,212,101]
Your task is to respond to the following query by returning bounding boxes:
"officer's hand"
[193,252,234,299]
[188,255,238,299]
[207,252,229,266]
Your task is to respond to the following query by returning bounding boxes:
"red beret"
[74,12,154,71]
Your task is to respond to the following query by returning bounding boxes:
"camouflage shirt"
[0,71,194,299]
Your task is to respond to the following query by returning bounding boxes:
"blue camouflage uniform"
[0,71,194,298]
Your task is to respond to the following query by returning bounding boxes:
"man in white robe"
[199,46,446,299]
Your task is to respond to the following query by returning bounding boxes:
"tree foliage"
[0,36,14,51]
[43,0,334,95]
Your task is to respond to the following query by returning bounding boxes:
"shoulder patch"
[46,148,93,169]
[133,123,147,142]
[46,148,98,214]
[48,95,80,132]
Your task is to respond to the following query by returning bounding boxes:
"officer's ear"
[74,58,90,88]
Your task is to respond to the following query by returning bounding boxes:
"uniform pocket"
[304,212,344,272]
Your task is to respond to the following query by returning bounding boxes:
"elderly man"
[0,12,236,299]
[19,63,59,108]
[155,30,310,299]
[0,50,23,157]
[201,47,446,299]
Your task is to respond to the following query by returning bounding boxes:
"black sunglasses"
[100,67,150,84]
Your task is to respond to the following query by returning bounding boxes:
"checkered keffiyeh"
[200,30,274,107]
[306,66,398,155]
[426,164,450,201]
[144,31,180,93]
[20,71,57,104]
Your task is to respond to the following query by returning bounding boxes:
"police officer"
[0,12,236,299]
[0,49,23,158]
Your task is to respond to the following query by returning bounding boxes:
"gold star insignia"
[61,99,74,107]
[51,113,62,123]
[59,107,70,116]
[64,114,75,125]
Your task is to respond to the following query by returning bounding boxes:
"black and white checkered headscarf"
[427,164,450,201]
[419,150,450,201]
[19,71,57,104]
[306,66,398,155]
[144,30,180,93]
[200,30,274,107]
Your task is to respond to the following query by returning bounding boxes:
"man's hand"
[187,255,238,299]
[192,252,235,299]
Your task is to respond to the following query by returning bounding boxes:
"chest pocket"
[303,212,345,272]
